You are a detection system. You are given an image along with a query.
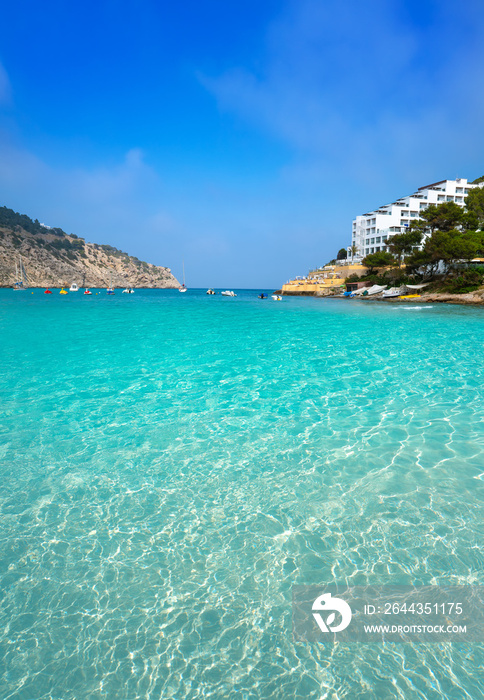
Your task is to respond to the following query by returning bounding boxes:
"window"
[437,195,445,201]
[465,189,469,194]
[456,187,463,193]
[446,196,454,202]
[455,196,463,202]
[366,239,370,245]
[382,235,388,241]
[370,238,375,244]
[375,237,381,243]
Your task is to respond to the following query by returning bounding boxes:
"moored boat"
[69,282,79,292]
[44,289,52,294]
[206,289,215,295]
[84,289,92,295]
[60,288,68,295]
[221,290,237,297]
[179,261,187,292]
[13,256,29,290]
[382,287,404,298]
[122,288,134,294]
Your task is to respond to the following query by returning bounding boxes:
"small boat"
[13,256,29,290]
[206,289,215,295]
[84,289,92,295]
[272,295,282,301]
[122,288,134,294]
[258,293,268,299]
[60,288,68,295]
[69,283,79,292]
[400,294,421,299]
[221,290,237,297]
[382,287,404,299]
[179,261,187,292]
[362,284,387,297]
[106,287,115,295]
[44,289,52,295]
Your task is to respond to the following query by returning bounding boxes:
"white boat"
[106,275,115,294]
[363,284,387,296]
[272,295,282,301]
[382,286,404,298]
[221,290,237,297]
[69,282,79,292]
[122,288,134,294]
[83,289,92,295]
[206,289,215,295]
[13,256,29,290]
[179,261,187,292]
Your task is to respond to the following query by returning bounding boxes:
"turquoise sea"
[1,288,483,699]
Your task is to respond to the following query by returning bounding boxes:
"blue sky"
[1,0,484,287]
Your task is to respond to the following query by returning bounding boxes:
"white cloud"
[200,0,484,192]
[0,138,177,254]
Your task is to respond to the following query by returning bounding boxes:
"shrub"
[440,269,484,294]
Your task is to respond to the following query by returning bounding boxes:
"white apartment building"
[350,178,481,260]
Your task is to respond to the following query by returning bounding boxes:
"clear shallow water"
[1,289,483,699]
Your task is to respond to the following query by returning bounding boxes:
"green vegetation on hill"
[0,204,179,288]
[352,186,484,293]
[0,205,148,267]
[0,206,68,238]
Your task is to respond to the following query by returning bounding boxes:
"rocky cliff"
[0,206,180,288]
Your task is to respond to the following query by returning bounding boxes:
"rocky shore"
[326,290,484,306]
[0,209,180,289]
[389,291,484,306]
[282,287,484,306]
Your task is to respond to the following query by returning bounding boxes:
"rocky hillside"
[0,206,180,288]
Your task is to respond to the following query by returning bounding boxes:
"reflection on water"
[1,290,483,699]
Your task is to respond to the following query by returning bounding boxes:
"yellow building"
[281,263,367,295]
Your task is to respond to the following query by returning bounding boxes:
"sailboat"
[106,274,115,295]
[179,261,187,292]
[13,255,29,290]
